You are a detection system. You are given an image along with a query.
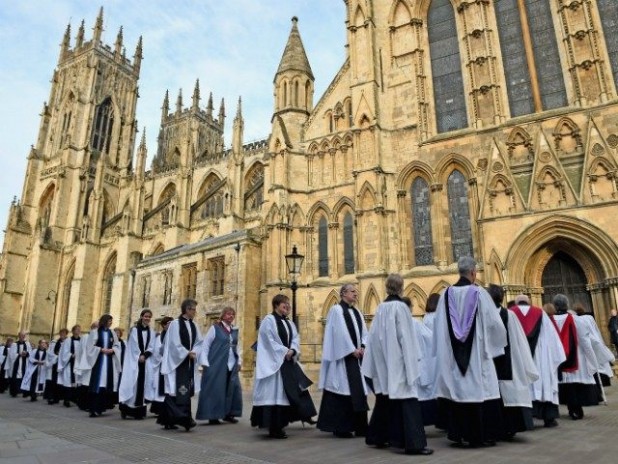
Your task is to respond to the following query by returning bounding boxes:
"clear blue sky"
[0,0,347,245]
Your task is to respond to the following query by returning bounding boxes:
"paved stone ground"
[0,384,617,464]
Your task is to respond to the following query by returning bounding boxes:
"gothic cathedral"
[2,1,618,374]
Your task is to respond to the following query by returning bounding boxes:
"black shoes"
[268,429,288,439]
[405,448,434,456]
[164,424,179,430]
[63,400,71,407]
[223,415,238,424]
[544,419,559,427]
[333,431,354,438]
[208,419,222,425]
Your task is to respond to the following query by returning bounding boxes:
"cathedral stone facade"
[2,1,618,376]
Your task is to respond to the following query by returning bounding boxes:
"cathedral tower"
[0,8,142,336]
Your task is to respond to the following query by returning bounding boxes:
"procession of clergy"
[0,256,615,456]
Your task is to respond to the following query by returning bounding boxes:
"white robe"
[7,341,33,379]
[318,304,369,395]
[58,337,83,387]
[145,333,165,402]
[579,315,615,379]
[361,300,421,400]
[422,312,436,332]
[20,348,48,393]
[412,318,436,401]
[45,340,63,381]
[252,314,299,406]
[161,318,203,397]
[77,329,122,390]
[433,285,507,403]
[118,325,156,406]
[499,311,539,407]
[515,306,566,405]
[555,314,597,385]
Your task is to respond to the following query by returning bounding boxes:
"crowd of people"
[0,256,615,456]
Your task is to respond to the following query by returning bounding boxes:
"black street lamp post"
[285,245,304,326]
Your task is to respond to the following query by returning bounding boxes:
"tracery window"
[199,176,224,220]
[209,257,225,296]
[244,164,264,212]
[343,212,354,274]
[447,170,473,261]
[428,0,467,133]
[182,263,198,300]
[411,177,434,265]
[91,98,114,154]
[495,0,534,116]
[495,0,567,115]
[598,0,618,90]
[102,254,116,313]
[162,270,173,305]
[140,275,151,308]
[318,216,329,277]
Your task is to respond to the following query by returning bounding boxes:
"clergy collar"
[340,300,357,310]
[454,276,473,287]
[384,294,403,302]
[180,316,192,322]
[272,310,289,320]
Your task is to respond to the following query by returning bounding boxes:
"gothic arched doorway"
[541,251,593,312]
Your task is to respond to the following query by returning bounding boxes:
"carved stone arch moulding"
[505,215,618,286]
[506,126,534,161]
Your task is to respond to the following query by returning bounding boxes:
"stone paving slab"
[0,385,618,463]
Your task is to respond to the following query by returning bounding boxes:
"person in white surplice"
[433,257,507,447]
[510,294,565,428]
[119,309,156,420]
[487,285,539,440]
[317,284,369,438]
[21,339,49,401]
[362,274,433,456]
[251,294,317,439]
[157,299,203,431]
[57,325,83,408]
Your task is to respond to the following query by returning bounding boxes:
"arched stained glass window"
[91,98,114,154]
[244,164,264,212]
[495,0,534,116]
[411,177,433,265]
[428,0,467,133]
[318,216,329,277]
[447,170,473,261]
[598,0,618,90]
[343,212,354,274]
[526,0,567,110]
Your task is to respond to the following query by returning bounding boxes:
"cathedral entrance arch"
[505,215,618,328]
[541,251,592,311]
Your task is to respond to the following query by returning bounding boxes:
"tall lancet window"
[428,0,467,133]
[598,0,618,90]
[91,98,114,154]
[411,177,433,265]
[447,170,473,261]
[318,216,329,277]
[102,254,116,314]
[343,212,355,275]
[495,0,534,116]
[495,0,567,115]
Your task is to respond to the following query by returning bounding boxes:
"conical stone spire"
[275,17,314,81]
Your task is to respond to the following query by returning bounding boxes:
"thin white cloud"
[0,1,346,245]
